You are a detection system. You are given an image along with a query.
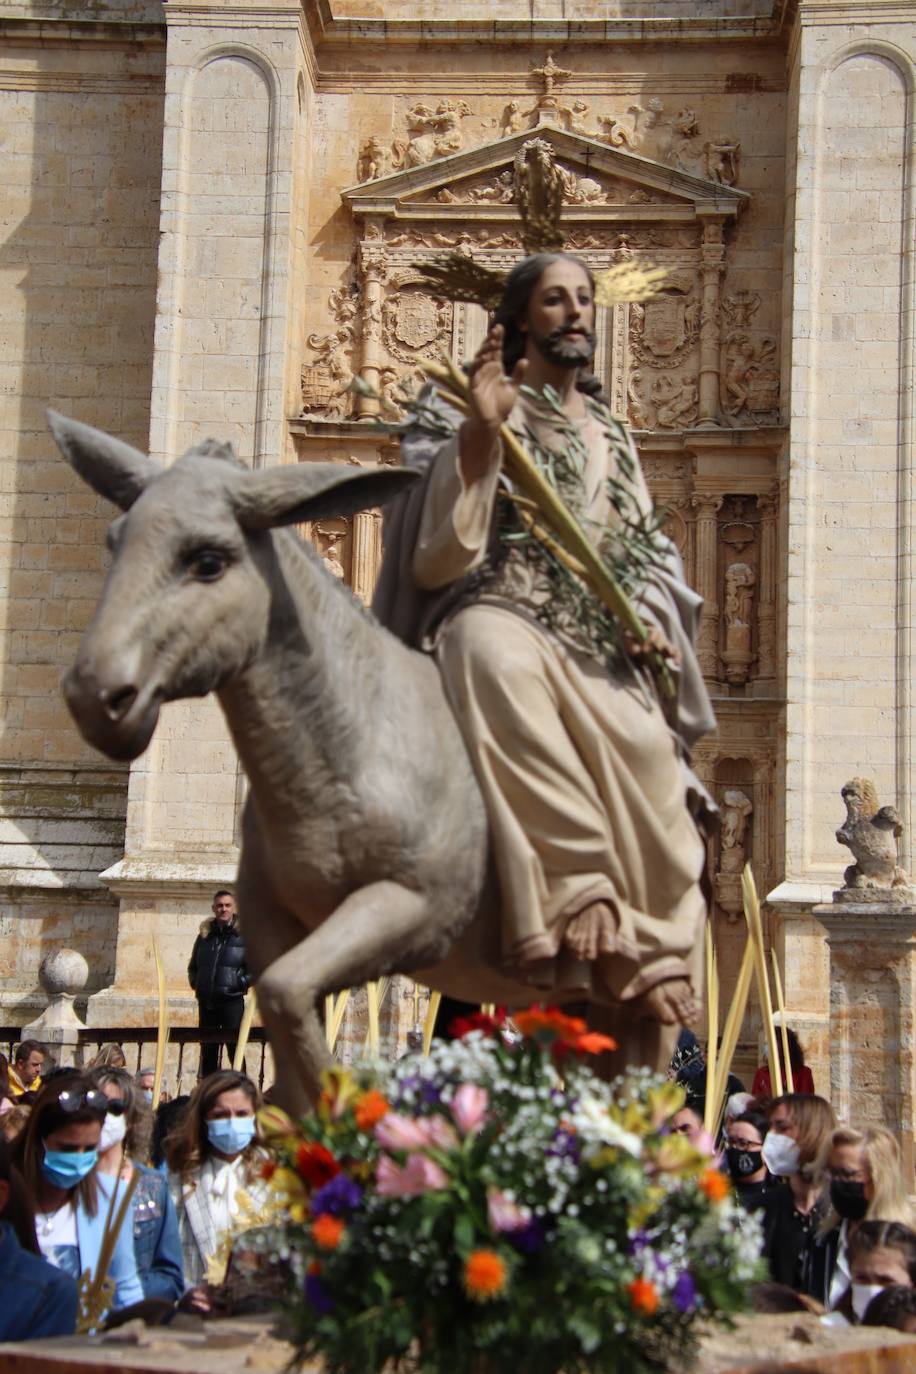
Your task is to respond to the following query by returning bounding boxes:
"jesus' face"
[521,259,596,371]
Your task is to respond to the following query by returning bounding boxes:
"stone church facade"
[1,2,913,1110]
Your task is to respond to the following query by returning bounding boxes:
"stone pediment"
[342,126,748,224]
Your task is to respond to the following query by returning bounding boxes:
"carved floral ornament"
[356,56,742,188]
[312,126,753,430]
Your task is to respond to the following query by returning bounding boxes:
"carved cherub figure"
[836,777,909,892]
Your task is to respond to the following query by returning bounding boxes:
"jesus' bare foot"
[563,900,617,962]
[632,977,698,1026]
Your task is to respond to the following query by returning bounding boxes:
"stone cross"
[530,52,572,124]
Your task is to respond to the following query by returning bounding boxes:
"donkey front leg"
[256,880,431,1112]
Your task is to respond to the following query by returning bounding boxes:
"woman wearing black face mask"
[811,1126,916,1312]
[724,1109,779,1209]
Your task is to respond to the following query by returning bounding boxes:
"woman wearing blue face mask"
[165,1071,270,1297]
[90,1068,183,1303]
[11,1075,144,1312]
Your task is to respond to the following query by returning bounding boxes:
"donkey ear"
[234,462,420,531]
[48,410,160,511]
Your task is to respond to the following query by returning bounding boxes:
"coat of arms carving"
[383,288,451,365]
[629,275,699,369]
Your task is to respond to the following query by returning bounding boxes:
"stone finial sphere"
[39,948,90,998]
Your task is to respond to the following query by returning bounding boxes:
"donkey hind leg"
[256,879,431,1113]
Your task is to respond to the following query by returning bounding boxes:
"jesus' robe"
[373,387,716,1008]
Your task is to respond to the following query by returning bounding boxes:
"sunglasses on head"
[55,1087,116,1115]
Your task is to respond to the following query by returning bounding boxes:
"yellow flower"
[646,1081,686,1130]
[319,1067,358,1121]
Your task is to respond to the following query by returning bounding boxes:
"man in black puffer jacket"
[188,891,251,1077]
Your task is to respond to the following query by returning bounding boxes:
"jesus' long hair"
[491,253,606,402]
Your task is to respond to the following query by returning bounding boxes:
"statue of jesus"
[374,253,716,1043]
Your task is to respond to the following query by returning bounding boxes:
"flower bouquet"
[258,1008,762,1374]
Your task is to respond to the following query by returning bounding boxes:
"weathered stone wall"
[0,19,165,1017]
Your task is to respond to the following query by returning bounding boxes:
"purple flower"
[310,1173,363,1216]
[305,1272,335,1315]
[629,1230,651,1256]
[547,1128,579,1163]
[672,1271,697,1313]
[508,1217,547,1254]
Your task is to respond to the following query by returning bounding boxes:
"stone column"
[691,492,723,681]
[350,509,382,604]
[357,243,385,419]
[756,488,778,687]
[696,215,726,426]
[815,901,916,1179]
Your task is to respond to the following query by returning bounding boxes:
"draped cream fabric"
[405,394,711,1004]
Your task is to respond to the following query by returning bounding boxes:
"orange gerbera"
[514,1005,617,1056]
[575,1031,618,1055]
[464,1249,508,1302]
[699,1169,729,1204]
[354,1089,389,1132]
[515,1006,587,1042]
[311,1213,345,1250]
[628,1277,659,1316]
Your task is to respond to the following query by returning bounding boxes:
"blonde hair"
[818,1125,916,1231]
[770,1093,837,1176]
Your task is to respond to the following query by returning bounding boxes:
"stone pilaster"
[697,215,726,427]
[357,247,385,419]
[90,0,314,1026]
[815,901,916,1179]
[755,489,778,688]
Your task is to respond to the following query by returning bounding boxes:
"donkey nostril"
[101,685,138,721]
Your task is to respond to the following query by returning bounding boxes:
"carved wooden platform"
[1,1314,915,1374]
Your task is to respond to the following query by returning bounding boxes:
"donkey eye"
[186,549,228,581]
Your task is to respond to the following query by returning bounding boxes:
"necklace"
[35,1202,70,1236]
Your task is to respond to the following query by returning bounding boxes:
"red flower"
[449,1008,508,1040]
[628,1277,659,1315]
[296,1141,340,1188]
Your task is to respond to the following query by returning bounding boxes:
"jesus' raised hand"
[459,325,528,485]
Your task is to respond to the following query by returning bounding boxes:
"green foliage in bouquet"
[258,1008,763,1374]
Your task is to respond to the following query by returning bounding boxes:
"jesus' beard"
[531,324,597,370]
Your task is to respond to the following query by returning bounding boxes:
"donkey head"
[49,412,418,762]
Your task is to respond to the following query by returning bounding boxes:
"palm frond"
[415,254,507,310]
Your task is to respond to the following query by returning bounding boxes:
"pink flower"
[424,1115,459,1152]
[694,1128,718,1160]
[487,1187,531,1233]
[376,1152,449,1197]
[374,1113,434,1152]
[451,1084,489,1136]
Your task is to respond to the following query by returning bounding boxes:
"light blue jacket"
[75,1174,144,1310]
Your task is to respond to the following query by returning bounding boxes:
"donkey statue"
[50,413,669,1112]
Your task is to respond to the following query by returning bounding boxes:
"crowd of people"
[1,1022,916,1344]
[668,1027,916,1334]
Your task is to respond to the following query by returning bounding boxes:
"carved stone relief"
[721,334,779,422]
[709,755,764,920]
[313,519,350,581]
[301,285,359,419]
[625,99,740,185]
[629,276,701,369]
[719,289,779,424]
[382,285,452,368]
[722,562,756,685]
